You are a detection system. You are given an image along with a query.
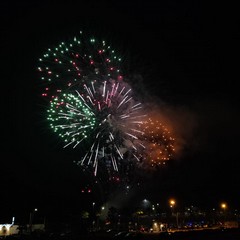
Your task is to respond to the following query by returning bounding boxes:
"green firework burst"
[47,92,96,148]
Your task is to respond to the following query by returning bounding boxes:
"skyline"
[1,0,239,220]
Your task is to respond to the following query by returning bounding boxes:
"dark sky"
[1,0,240,221]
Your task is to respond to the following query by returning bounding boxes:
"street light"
[169,199,178,228]
[221,203,227,210]
[92,202,95,230]
[221,202,227,223]
[169,199,175,209]
[142,199,151,208]
[29,208,38,233]
[169,199,175,216]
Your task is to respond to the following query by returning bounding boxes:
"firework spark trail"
[93,142,99,176]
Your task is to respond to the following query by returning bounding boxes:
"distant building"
[0,217,19,236]
[27,223,45,232]
[0,216,45,236]
[223,221,239,229]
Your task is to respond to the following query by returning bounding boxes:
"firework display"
[38,32,148,176]
[38,32,176,177]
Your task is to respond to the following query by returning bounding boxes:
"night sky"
[1,1,240,221]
